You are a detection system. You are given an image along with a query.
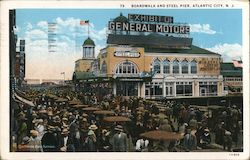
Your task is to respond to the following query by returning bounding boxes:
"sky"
[15,9,242,80]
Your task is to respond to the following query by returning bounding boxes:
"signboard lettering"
[109,21,190,34]
[128,14,174,23]
[114,51,140,58]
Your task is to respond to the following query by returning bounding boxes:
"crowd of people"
[12,88,243,152]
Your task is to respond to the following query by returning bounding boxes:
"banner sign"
[109,21,190,34]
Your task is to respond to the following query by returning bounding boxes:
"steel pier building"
[73,13,224,99]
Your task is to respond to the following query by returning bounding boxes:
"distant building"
[10,10,17,92]
[14,40,26,86]
[221,61,242,94]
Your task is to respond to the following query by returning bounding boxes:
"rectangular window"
[182,66,188,74]
[173,66,179,74]
[163,66,170,74]
[191,66,197,74]
[154,65,161,73]
[199,82,218,96]
[176,83,192,96]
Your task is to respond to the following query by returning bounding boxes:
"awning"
[14,93,35,107]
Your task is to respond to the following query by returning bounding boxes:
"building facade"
[73,13,224,99]
[221,62,242,94]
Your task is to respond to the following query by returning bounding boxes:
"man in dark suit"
[112,125,127,152]
[59,129,75,152]
[41,125,58,151]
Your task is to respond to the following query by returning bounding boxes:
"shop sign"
[199,58,219,72]
[114,51,140,58]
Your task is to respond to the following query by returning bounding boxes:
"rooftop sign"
[128,14,174,23]
[109,14,190,34]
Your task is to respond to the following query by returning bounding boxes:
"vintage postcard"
[0,0,249,160]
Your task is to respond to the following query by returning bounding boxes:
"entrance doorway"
[166,86,174,97]
[200,87,207,96]
[117,81,138,96]
[165,82,174,97]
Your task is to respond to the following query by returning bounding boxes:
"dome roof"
[83,37,95,46]
[114,13,128,23]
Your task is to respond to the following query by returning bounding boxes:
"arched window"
[173,59,179,74]
[153,58,161,74]
[115,61,138,74]
[101,61,107,73]
[191,60,197,74]
[181,60,189,74]
[163,59,170,74]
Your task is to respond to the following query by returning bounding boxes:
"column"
[194,81,199,97]
[217,82,223,96]
[192,81,195,97]
[112,82,117,96]
[83,48,85,58]
[174,82,176,97]
[163,78,166,97]
[140,82,146,98]
[137,82,141,97]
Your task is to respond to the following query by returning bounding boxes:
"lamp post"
[61,72,65,85]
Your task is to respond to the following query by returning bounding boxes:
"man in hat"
[34,119,45,140]
[223,130,232,152]
[85,130,97,151]
[17,115,28,147]
[41,125,58,151]
[17,136,30,152]
[28,130,43,152]
[98,129,111,152]
[59,129,75,152]
[112,125,127,152]
[183,128,197,152]
[78,118,89,151]
[159,119,172,132]
[199,128,211,149]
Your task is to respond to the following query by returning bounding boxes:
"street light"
[61,72,65,85]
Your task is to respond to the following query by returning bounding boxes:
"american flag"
[232,60,243,68]
[80,20,89,25]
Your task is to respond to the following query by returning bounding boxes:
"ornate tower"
[82,37,95,59]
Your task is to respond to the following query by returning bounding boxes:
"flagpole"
[88,22,89,38]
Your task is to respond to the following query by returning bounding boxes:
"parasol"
[103,116,131,122]
[189,105,208,112]
[72,104,89,108]
[140,130,183,141]
[93,110,115,115]
[68,101,81,105]
[55,98,68,102]
[207,105,225,110]
[47,94,58,99]
[81,107,101,111]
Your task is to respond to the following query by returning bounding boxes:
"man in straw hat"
[59,128,75,152]
[28,130,43,152]
[85,130,97,151]
[112,125,127,152]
